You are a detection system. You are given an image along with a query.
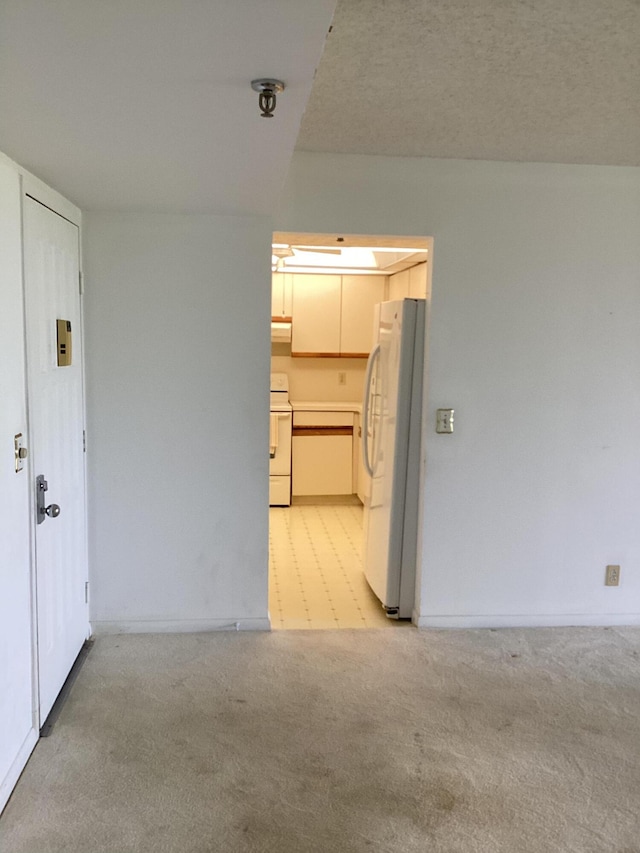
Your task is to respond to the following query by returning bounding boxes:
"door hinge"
[83,430,86,453]
[84,581,89,604]
[79,270,83,295]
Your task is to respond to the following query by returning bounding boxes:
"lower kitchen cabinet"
[292,434,353,495]
[353,412,370,505]
[292,410,354,496]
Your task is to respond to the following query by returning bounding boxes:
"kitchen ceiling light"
[251,79,285,118]
[272,245,294,260]
[295,244,428,254]
[285,247,377,269]
[282,266,390,276]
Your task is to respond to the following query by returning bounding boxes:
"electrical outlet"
[605,565,620,586]
[338,372,347,386]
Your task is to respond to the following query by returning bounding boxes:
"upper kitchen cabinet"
[291,275,342,356]
[271,272,293,318]
[389,268,409,301]
[388,262,428,300]
[340,275,386,357]
[291,274,386,358]
[409,263,428,298]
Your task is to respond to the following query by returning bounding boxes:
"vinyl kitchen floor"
[269,503,408,629]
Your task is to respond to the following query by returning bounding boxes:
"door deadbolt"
[14,433,28,472]
[36,475,61,524]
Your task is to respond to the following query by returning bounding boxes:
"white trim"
[21,174,81,227]
[0,727,38,816]
[92,617,272,634]
[415,612,640,629]
[16,170,42,734]
[0,150,81,228]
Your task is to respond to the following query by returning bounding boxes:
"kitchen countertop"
[291,401,362,413]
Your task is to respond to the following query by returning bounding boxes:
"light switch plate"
[436,409,454,434]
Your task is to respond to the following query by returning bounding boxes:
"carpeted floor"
[1,627,640,852]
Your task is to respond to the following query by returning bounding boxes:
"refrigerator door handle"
[362,342,381,479]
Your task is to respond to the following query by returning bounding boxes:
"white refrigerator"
[361,299,426,618]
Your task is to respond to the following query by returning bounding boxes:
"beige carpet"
[1,627,640,852]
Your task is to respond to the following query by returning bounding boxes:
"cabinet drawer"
[269,476,291,506]
[293,411,354,427]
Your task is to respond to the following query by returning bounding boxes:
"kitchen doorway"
[268,232,433,630]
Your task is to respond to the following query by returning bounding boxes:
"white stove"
[269,373,292,506]
[270,372,292,412]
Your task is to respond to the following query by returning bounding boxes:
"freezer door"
[362,300,418,612]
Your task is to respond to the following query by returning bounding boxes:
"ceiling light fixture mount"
[251,79,285,118]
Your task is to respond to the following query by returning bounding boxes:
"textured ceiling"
[297,0,640,166]
[0,1,335,213]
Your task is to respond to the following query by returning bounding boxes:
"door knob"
[36,474,61,524]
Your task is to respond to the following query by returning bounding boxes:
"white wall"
[84,213,272,631]
[277,153,640,626]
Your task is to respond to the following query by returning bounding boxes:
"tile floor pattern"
[269,503,403,629]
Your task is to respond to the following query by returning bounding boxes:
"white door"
[24,196,88,725]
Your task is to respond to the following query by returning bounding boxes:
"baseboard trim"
[415,613,640,629]
[0,727,38,816]
[92,617,272,635]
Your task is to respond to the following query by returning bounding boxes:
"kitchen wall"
[277,152,640,627]
[271,355,366,404]
[84,212,272,631]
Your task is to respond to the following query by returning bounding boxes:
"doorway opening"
[268,231,433,629]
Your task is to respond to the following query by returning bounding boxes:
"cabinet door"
[389,269,409,301]
[340,275,385,357]
[353,413,361,499]
[282,274,293,316]
[292,435,353,495]
[272,273,293,318]
[353,414,371,504]
[271,273,284,317]
[291,274,341,356]
[409,263,427,299]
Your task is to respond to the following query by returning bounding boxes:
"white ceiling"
[0,1,335,213]
[297,0,640,167]
[1,1,637,217]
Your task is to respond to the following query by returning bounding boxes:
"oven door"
[269,411,292,475]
